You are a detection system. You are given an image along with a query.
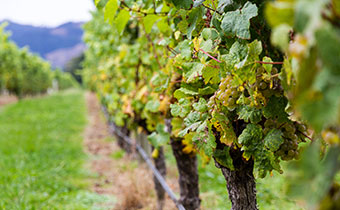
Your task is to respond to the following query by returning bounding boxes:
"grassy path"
[0,91,104,210]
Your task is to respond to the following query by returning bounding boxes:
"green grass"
[0,90,110,210]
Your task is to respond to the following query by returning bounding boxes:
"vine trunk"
[214,147,258,210]
[152,146,167,210]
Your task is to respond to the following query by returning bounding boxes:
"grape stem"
[199,48,221,63]
[297,130,313,141]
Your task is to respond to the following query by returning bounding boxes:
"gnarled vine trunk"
[170,137,200,210]
[152,146,167,210]
[214,147,258,210]
[165,118,200,210]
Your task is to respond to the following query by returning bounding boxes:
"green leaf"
[193,121,216,156]
[238,105,262,124]
[202,64,220,84]
[177,40,191,60]
[265,1,294,27]
[221,41,248,69]
[145,100,160,113]
[217,0,234,13]
[187,7,204,39]
[143,15,161,33]
[184,62,204,83]
[315,27,340,76]
[171,0,193,9]
[211,111,236,145]
[95,0,101,6]
[271,24,292,51]
[115,10,130,34]
[148,124,170,148]
[262,57,273,74]
[201,28,219,41]
[221,2,258,39]
[176,87,199,96]
[157,17,171,33]
[238,124,263,145]
[264,129,284,152]
[198,86,216,95]
[104,0,118,25]
[213,147,234,169]
[170,98,191,118]
[193,98,208,112]
[193,0,205,7]
[184,111,201,126]
[263,96,288,123]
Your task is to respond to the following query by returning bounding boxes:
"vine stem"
[199,48,221,63]
[298,130,314,141]
[255,61,284,65]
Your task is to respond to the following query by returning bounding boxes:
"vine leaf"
[145,100,160,113]
[238,124,263,145]
[213,147,234,170]
[263,95,289,123]
[264,129,284,152]
[143,15,161,33]
[218,0,234,13]
[104,0,118,25]
[238,105,262,124]
[221,1,258,39]
[171,0,193,9]
[192,121,216,156]
[202,61,221,84]
[184,62,204,83]
[193,98,208,112]
[170,98,191,118]
[115,10,130,34]
[212,112,236,145]
[148,124,170,148]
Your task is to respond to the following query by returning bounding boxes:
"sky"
[0,0,95,27]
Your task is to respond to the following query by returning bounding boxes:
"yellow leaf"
[152,148,159,158]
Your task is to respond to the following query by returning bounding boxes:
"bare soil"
[84,92,178,210]
[0,95,17,107]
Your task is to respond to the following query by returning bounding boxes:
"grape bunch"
[249,67,283,107]
[215,75,242,110]
[264,118,308,160]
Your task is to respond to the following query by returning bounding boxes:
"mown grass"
[0,90,108,210]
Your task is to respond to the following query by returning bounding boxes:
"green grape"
[225,89,232,95]
[231,90,239,98]
[272,67,279,74]
[283,123,296,133]
[227,97,236,106]
[264,119,275,128]
[259,82,268,90]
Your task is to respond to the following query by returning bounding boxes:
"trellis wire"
[102,106,186,210]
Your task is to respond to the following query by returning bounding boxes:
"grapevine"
[83,0,339,209]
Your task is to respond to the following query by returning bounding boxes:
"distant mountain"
[1,20,85,68]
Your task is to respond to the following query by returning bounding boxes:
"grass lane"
[0,90,106,210]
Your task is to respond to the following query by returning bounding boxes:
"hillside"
[1,20,85,68]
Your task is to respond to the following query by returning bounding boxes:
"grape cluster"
[215,75,241,110]
[250,67,283,107]
[264,118,308,160]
